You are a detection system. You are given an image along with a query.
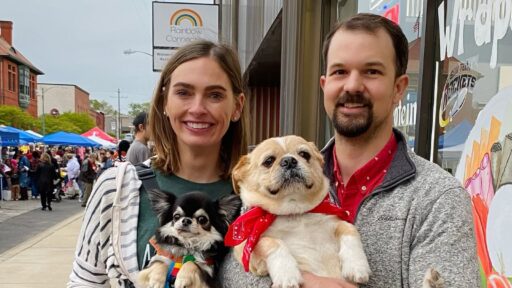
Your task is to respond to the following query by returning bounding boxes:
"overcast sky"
[0,0,212,113]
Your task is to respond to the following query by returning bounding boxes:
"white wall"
[37,84,75,116]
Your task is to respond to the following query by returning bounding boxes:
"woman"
[18,152,30,200]
[35,153,57,211]
[29,150,41,199]
[113,140,131,166]
[68,40,248,287]
[8,154,20,201]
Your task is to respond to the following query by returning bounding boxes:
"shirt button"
[388,150,392,154]
[383,169,387,173]
[345,211,350,216]
[366,176,370,181]
[374,157,379,161]
[361,185,367,191]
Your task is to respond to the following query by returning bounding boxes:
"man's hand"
[301,271,358,288]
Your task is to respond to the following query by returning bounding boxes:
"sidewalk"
[0,202,84,287]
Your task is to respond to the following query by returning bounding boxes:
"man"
[28,150,41,199]
[64,154,81,199]
[79,153,96,207]
[126,111,151,165]
[219,13,479,288]
[315,13,478,287]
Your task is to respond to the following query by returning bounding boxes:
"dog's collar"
[149,236,215,266]
[225,196,345,272]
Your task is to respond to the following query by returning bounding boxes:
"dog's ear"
[217,194,242,224]
[308,141,324,166]
[232,155,249,195]
[147,189,177,221]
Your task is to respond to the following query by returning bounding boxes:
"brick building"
[0,20,43,117]
[89,109,105,131]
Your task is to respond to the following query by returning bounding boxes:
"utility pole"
[110,88,126,141]
[41,87,46,135]
[38,85,59,135]
[117,88,121,141]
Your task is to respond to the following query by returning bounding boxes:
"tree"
[90,99,117,116]
[0,106,39,130]
[128,102,150,117]
[0,106,95,135]
[42,115,81,134]
[59,112,96,133]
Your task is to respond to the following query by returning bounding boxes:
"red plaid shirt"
[333,133,397,223]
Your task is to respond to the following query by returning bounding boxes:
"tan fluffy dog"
[231,135,371,287]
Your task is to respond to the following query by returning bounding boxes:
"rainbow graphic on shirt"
[170,9,203,27]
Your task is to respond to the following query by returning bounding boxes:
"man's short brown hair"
[322,13,409,77]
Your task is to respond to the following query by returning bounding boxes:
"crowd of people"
[0,125,150,210]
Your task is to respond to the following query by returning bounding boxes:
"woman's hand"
[301,271,358,288]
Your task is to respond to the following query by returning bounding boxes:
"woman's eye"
[197,216,208,225]
[173,214,181,221]
[175,89,189,96]
[209,92,224,100]
[298,151,311,161]
[262,156,275,168]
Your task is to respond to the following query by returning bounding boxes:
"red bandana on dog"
[224,196,346,272]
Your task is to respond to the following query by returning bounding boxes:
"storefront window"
[436,0,512,286]
[337,0,424,149]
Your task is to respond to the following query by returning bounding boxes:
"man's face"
[137,123,150,141]
[320,28,408,138]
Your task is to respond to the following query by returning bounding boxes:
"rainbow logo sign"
[170,9,203,27]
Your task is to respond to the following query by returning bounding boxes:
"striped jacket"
[68,162,142,287]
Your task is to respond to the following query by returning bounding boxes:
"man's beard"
[332,92,373,138]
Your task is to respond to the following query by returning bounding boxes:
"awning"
[42,131,100,147]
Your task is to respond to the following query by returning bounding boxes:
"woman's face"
[165,56,243,151]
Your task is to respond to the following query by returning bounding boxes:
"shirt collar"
[332,133,398,187]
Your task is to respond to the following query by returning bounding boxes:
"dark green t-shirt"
[137,169,233,269]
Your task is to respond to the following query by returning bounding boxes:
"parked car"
[123,133,133,143]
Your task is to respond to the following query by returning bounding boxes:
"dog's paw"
[423,268,444,288]
[138,261,168,288]
[341,257,371,284]
[175,261,204,288]
[339,233,371,284]
[270,269,303,288]
[249,254,269,276]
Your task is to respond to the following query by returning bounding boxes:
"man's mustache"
[335,92,373,108]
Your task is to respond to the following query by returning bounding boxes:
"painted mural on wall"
[439,62,482,129]
[455,86,512,287]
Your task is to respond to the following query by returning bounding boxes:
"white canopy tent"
[88,135,117,149]
[25,130,43,138]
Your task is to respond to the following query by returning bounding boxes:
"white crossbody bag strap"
[111,162,137,284]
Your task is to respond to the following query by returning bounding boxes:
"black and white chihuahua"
[139,189,241,288]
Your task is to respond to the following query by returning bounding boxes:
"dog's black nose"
[280,156,298,169]
[181,218,192,226]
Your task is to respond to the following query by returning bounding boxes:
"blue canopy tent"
[0,127,19,146]
[0,125,42,143]
[42,131,100,147]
